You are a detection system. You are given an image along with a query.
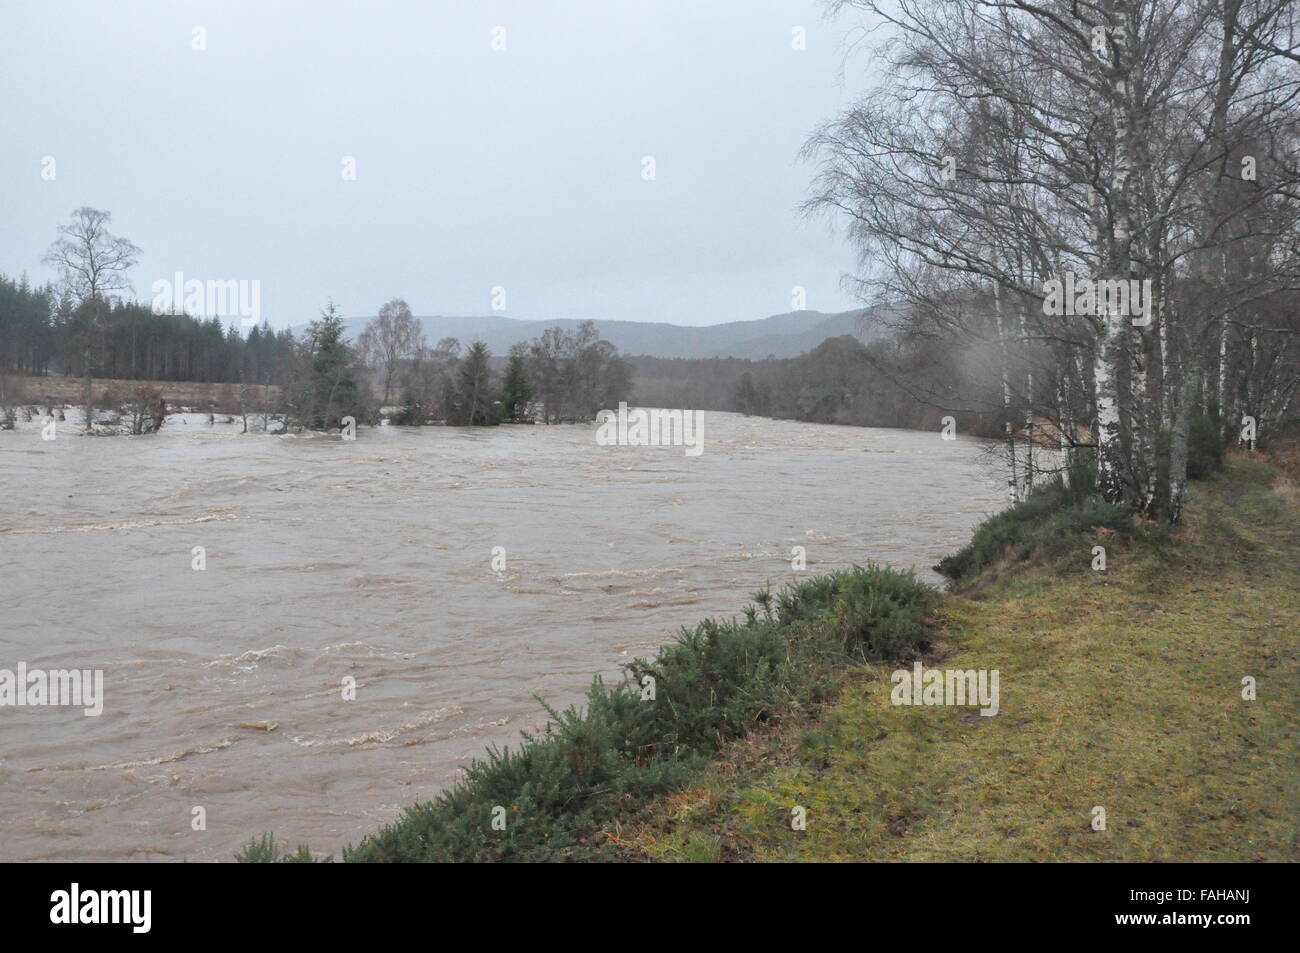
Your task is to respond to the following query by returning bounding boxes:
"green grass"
[618,456,1299,861]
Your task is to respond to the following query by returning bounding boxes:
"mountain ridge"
[327,307,883,360]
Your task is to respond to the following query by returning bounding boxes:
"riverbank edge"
[239,451,1297,862]
[612,453,1299,861]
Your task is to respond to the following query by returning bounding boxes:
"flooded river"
[0,410,1003,861]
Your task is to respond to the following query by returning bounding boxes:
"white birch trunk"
[994,280,1019,502]
[1018,292,1034,496]
[1217,320,1227,418]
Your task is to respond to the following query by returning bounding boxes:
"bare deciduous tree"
[806,0,1300,522]
[358,297,420,406]
[526,321,632,423]
[42,207,140,431]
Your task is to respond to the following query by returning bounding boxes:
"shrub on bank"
[823,566,935,659]
[237,565,935,863]
[235,834,327,863]
[934,473,1141,582]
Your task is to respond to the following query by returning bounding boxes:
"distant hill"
[326,308,887,360]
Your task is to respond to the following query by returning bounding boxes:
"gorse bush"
[238,565,936,863]
[234,834,326,863]
[825,567,935,659]
[628,618,806,753]
[934,468,1153,582]
[345,682,699,863]
[760,565,936,659]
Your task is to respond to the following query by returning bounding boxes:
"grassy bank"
[240,452,1297,862]
[618,454,1299,861]
[240,564,941,862]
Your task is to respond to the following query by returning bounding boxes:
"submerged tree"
[500,342,534,422]
[358,297,421,407]
[452,340,497,426]
[394,336,460,424]
[526,321,632,423]
[123,384,167,435]
[283,301,370,431]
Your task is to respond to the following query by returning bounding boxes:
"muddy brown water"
[0,410,1003,861]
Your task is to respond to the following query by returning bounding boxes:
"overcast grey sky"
[1,1,879,328]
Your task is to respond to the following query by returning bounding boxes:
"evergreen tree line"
[0,271,296,385]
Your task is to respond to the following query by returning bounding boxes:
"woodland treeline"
[262,300,633,430]
[0,208,632,432]
[628,330,990,434]
[355,298,632,426]
[797,0,1300,523]
[0,273,296,385]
